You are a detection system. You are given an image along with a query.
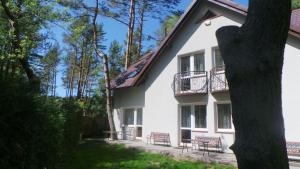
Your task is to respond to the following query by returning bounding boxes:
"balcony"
[173,71,208,96]
[210,66,229,93]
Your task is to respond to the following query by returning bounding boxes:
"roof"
[211,0,300,37]
[111,52,154,89]
[112,0,300,89]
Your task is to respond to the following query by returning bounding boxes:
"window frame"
[178,50,206,75]
[122,107,143,128]
[194,105,207,129]
[211,47,225,72]
[123,109,135,126]
[122,107,144,139]
[179,103,208,133]
[136,108,143,127]
[214,101,235,133]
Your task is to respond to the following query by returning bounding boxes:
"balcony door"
[180,104,207,144]
[180,106,192,143]
[179,53,205,92]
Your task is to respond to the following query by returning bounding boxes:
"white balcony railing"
[210,66,229,93]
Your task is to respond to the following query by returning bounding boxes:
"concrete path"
[106,139,300,169]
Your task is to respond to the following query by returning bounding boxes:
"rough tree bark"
[137,0,146,59]
[125,0,136,70]
[77,50,85,99]
[93,0,117,140]
[216,0,291,168]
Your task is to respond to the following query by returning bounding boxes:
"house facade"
[111,0,300,153]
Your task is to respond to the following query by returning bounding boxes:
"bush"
[0,78,65,169]
[61,99,83,152]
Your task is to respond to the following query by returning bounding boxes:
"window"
[180,56,190,74]
[124,109,134,125]
[123,108,143,139]
[179,52,205,92]
[213,48,224,70]
[181,106,191,128]
[180,104,207,143]
[217,103,232,129]
[136,108,143,126]
[195,105,207,128]
[194,53,205,72]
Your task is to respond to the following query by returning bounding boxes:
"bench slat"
[287,141,300,157]
[149,132,171,146]
[192,136,222,152]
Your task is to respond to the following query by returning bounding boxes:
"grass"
[65,140,236,169]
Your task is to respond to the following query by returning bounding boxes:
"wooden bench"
[287,141,300,157]
[147,132,171,146]
[192,136,222,153]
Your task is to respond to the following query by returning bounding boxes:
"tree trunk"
[125,0,136,70]
[137,0,145,59]
[216,0,291,168]
[69,65,75,98]
[0,60,4,79]
[82,55,91,97]
[52,66,57,97]
[93,0,117,140]
[77,51,84,99]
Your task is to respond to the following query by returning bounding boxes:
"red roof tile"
[111,52,154,89]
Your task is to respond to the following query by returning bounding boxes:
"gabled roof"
[111,52,154,89]
[112,0,300,89]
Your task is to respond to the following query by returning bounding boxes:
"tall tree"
[136,0,146,58]
[62,15,104,99]
[155,10,183,44]
[41,44,60,96]
[0,0,61,91]
[108,40,124,79]
[124,0,136,70]
[101,0,181,67]
[216,0,291,168]
[93,0,117,140]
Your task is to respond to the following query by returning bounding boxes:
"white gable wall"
[143,4,242,148]
[112,1,300,152]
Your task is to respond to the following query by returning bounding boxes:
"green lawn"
[66,140,236,169]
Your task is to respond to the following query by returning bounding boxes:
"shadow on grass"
[65,139,236,169]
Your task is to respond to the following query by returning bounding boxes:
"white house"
[111,0,300,153]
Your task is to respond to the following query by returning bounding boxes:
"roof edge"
[133,0,203,86]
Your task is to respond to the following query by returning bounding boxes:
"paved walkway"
[106,139,300,169]
[107,139,237,166]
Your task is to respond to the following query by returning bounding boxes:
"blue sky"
[53,0,248,96]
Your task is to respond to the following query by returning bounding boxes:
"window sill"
[214,70,225,74]
[123,125,136,127]
[216,129,235,134]
[192,128,208,132]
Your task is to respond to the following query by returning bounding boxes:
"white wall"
[142,3,242,149]
[112,1,300,152]
[113,86,145,137]
[282,37,300,142]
